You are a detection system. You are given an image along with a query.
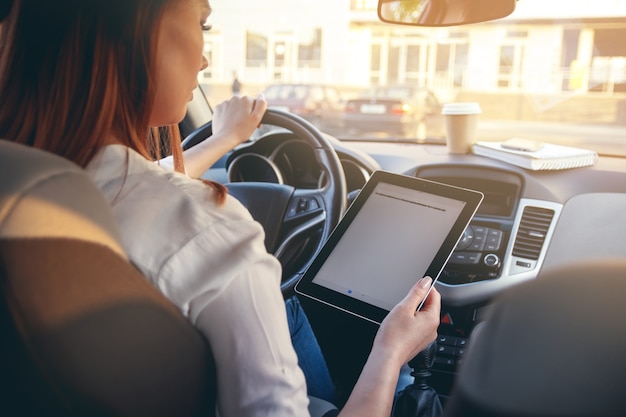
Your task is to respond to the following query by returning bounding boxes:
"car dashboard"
[207,132,626,397]
[342,140,626,393]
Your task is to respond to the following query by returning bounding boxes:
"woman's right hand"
[372,277,441,368]
[337,277,441,417]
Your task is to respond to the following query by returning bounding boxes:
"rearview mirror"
[378,0,516,27]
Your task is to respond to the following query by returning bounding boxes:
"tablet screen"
[295,171,483,324]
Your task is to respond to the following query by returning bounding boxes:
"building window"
[298,28,322,68]
[352,0,378,11]
[498,43,525,90]
[201,31,221,81]
[370,43,382,84]
[507,30,528,38]
[246,31,268,67]
[202,43,213,79]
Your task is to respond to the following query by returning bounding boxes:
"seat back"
[0,140,216,416]
[443,260,626,417]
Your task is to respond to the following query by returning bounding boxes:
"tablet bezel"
[295,170,483,324]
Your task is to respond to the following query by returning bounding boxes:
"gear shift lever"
[392,341,443,417]
[408,340,437,389]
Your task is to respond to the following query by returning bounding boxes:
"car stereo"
[439,221,507,285]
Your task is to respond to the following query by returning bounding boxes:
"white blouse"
[86,145,309,417]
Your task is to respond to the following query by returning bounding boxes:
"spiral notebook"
[472,141,598,171]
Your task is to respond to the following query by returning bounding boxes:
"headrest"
[0,140,126,258]
[0,0,12,21]
[444,259,626,417]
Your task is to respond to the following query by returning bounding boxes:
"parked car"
[343,85,445,139]
[262,83,345,135]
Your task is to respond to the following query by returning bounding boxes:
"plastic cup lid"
[441,102,482,115]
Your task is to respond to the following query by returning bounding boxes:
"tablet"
[295,170,483,324]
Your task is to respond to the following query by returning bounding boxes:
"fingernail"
[418,276,432,289]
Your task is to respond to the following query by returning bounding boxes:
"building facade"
[201,0,626,122]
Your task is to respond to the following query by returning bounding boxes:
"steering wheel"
[181,108,347,297]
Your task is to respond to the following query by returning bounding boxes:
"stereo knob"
[483,253,500,268]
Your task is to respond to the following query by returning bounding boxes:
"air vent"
[512,206,555,260]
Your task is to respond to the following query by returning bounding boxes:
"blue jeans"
[285,296,336,404]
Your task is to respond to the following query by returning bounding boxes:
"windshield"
[199,0,626,157]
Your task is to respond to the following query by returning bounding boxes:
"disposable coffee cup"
[441,102,482,154]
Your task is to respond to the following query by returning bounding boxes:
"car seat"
[0,140,217,416]
[442,260,626,417]
[0,140,339,417]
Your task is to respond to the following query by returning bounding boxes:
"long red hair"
[0,0,226,203]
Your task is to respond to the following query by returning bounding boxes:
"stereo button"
[451,252,481,264]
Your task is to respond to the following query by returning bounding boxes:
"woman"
[0,1,441,416]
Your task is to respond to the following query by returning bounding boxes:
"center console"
[415,165,522,286]
[441,221,508,285]
[413,165,524,397]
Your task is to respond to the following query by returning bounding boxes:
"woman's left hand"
[211,94,267,148]
[181,94,267,178]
